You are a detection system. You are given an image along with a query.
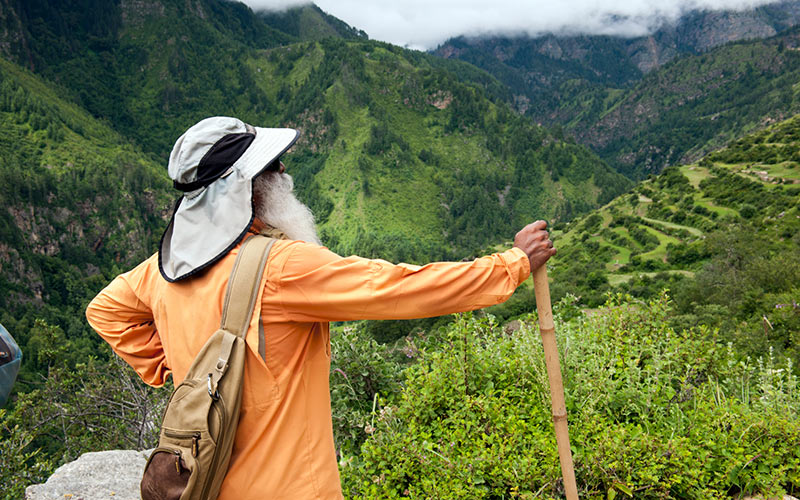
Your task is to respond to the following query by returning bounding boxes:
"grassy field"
[681,165,712,188]
[607,270,695,285]
[641,216,703,237]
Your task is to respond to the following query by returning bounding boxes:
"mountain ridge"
[575,28,800,177]
[433,1,800,177]
[434,1,800,108]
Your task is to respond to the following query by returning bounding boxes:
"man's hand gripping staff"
[513,220,557,271]
[515,220,579,500]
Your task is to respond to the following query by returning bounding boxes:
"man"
[86,116,556,500]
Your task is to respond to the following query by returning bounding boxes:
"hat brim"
[234,127,300,179]
[158,127,299,282]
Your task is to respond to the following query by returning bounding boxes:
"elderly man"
[86,116,556,500]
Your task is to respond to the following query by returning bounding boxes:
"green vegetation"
[435,34,644,119]
[1,321,169,498]
[439,21,800,180]
[257,4,368,41]
[0,0,298,155]
[0,57,171,379]
[0,0,630,264]
[0,57,173,497]
[340,296,800,498]
[242,38,630,264]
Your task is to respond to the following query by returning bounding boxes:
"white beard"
[253,172,321,245]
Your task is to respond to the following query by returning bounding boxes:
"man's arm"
[85,260,171,387]
[267,221,554,323]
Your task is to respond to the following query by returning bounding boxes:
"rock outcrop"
[26,450,151,500]
[24,449,800,500]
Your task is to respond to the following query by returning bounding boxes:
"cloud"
[239,0,782,49]
[243,0,311,11]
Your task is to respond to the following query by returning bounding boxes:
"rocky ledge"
[26,450,151,500]
[25,450,800,500]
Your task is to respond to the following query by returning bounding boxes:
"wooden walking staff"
[532,264,579,500]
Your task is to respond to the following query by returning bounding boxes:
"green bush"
[331,324,403,457]
[340,294,800,498]
[1,321,170,497]
[0,410,52,500]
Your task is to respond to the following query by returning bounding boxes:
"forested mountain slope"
[0,0,630,263]
[569,29,800,178]
[0,55,172,388]
[257,3,368,41]
[435,4,800,179]
[0,0,295,156]
[247,39,629,262]
[475,28,800,179]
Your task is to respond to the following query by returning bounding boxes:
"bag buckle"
[207,373,220,400]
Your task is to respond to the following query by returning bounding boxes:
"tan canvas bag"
[141,234,275,500]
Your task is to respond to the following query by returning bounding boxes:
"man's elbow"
[85,295,103,332]
[85,292,118,338]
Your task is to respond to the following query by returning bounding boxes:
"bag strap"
[210,235,275,389]
[221,235,275,337]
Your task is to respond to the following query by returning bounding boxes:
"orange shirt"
[86,233,530,500]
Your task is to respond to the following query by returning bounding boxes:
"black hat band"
[173,132,256,192]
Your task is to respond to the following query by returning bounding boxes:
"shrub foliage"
[340,295,800,499]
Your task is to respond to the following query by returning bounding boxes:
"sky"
[239,0,781,50]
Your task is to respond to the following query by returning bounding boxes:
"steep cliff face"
[672,9,778,53]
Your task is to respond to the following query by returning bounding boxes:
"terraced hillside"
[551,114,800,301]
[520,115,800,364]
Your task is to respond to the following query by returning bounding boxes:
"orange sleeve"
[85,261,171,387]
[274,244,531,322]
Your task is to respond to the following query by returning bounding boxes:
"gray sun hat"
[159,116,299,282]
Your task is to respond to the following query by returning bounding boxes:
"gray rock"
[26,450,152,500]
[740,496,799,500]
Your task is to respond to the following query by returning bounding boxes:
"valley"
[0,1,798,498]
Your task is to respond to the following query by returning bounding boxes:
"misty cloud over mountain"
[241,0,782,48]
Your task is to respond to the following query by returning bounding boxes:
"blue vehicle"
[0,323,21,407]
